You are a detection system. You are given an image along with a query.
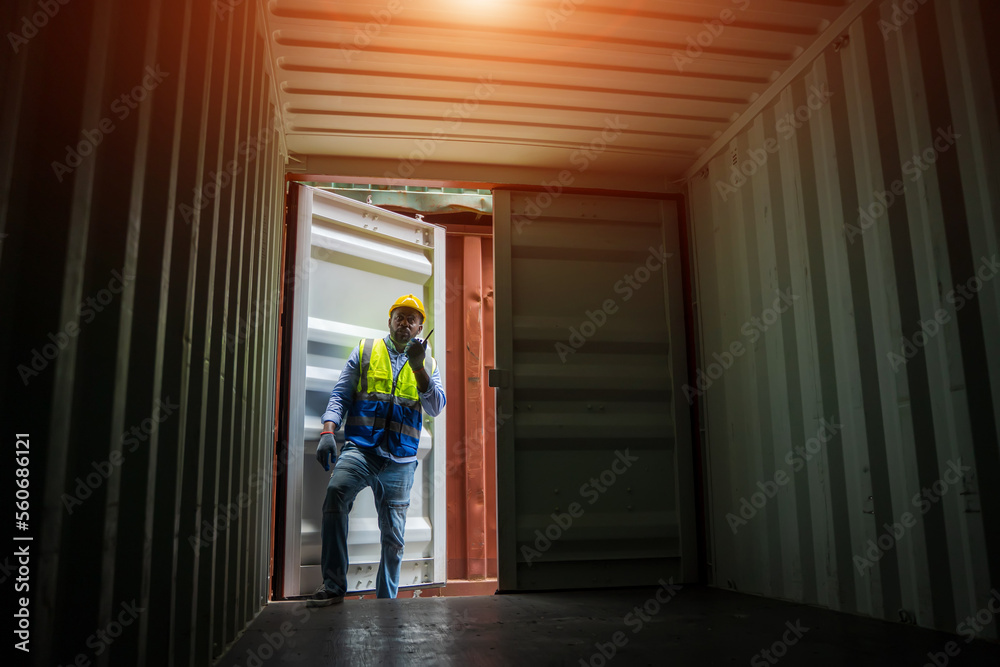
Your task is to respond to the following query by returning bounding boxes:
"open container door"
[492,189,696,591]
[283,185,447,597]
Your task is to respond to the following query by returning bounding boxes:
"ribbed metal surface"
[0,0,286,665]
[687,0,1000,637]
[263,0,856,181]
[493,190,697,591]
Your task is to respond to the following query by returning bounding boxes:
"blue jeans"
[321,443,417,598]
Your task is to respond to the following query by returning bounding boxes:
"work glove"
[403,337,427,369]
[316,432,337,471]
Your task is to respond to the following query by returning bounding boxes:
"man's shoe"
[306,586,344,607]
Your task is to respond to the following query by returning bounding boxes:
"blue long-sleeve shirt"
[322,334,446,463]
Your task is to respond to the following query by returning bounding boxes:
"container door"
[492,190,696,591]
[283,185,447,597]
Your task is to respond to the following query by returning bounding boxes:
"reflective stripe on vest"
[343,337,430,457]
[344,415,421,440]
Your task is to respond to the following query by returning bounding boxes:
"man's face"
[389,306,423,345]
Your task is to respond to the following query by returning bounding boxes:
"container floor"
[215,584,1000,666]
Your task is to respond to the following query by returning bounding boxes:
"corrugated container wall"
[687,0,999,637]
[0,0,286,665]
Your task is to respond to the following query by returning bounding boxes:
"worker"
[308,294,446,605]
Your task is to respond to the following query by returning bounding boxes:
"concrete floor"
[215,585,1000,666]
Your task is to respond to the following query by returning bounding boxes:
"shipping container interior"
[2,0,999,665]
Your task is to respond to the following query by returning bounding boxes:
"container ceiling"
[265,0,859,183]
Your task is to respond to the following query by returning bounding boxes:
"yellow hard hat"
[389,294,425,320]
